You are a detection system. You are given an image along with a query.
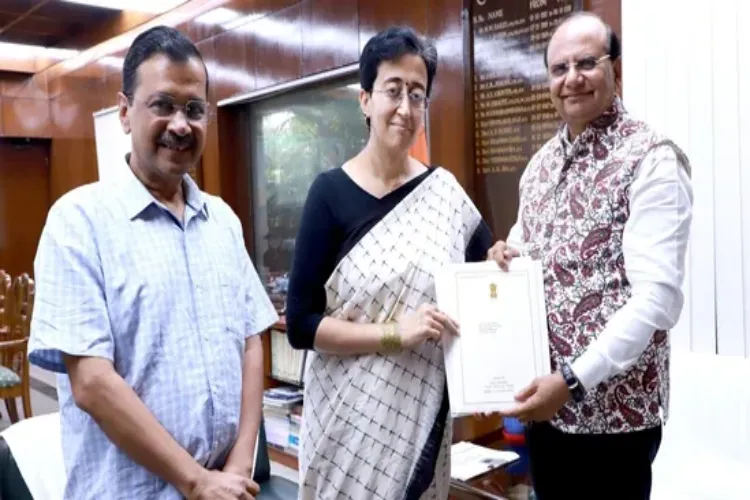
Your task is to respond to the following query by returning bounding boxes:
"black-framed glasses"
[372,85,429,111]
[549,54,611,78]
[140,96,213,123]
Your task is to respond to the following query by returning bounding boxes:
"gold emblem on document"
[489,282,497,299]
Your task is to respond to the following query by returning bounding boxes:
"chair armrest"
[0,338,28,351]
[0,338,28,376]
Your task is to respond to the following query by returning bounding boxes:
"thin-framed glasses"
[372,85,429,111]
[137,96,213,123]
[548,54,611,78]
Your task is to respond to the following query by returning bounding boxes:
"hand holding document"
[435,257,551,416]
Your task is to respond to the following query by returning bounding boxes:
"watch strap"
[560,362,585,403]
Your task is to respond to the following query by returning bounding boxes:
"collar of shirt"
[119,154,208,221]
[556,96,625,156]
[560,124,572,151]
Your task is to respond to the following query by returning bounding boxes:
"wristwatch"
[560,362,585,403]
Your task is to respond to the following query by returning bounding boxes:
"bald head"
[544,13,620,68]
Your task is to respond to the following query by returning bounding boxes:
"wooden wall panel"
[0,139,51,277]
[47,73,64,101]
[202,119,221,196]
[51,93,85,139]
[82,85,107,139]
[0,58,37,75]
[427,0,463,39]
[224,0,297,16]
[69,11,155,51]
[176,16,221,45]
[254,5,303,89]
[100,50,126,78]
[48,94,71,139]
[0,73,49,100]
[216,106,253,248]
[213,28,254,102]
[197,36,217,194]
[587,0,622,38]
[48,84,100,200]
[428,36,468,188]
[104,72,122,107]
[49,138,97,201]
[1,98,51,138]
[358,0,429,53]
[301,0,359,76]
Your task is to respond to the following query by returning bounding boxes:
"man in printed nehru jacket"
[486,12,693,500]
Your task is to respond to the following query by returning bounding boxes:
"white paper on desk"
[450,441,520,481]
[435,258,551,416]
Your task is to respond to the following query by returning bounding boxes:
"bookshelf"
[268,447,299,470]
[262,317,302,388]
[262,317,303,469]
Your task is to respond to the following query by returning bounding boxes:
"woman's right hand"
[397,304,460,348]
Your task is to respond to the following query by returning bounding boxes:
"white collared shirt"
[28,163,278,499]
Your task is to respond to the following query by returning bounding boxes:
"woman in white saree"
[286,26,493,500]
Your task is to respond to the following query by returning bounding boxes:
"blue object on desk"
[503,417,525,435]
[502,417,529,476]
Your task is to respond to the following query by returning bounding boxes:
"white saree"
[298,168,484,500]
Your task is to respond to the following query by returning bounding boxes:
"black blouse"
[285,167,494,349]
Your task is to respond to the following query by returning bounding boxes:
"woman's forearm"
[313,317,396,355]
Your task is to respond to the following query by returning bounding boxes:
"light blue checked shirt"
[29,162,278,499]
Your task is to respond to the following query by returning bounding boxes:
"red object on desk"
[502,429,526,446]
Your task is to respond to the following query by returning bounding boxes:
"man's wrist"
[224,438,256,477]
[224,459,254,477]
[177,461,206,498]
[560,362,586,403]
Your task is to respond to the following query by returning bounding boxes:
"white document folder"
[435,258,551,416]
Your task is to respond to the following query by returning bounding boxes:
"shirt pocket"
[215,254,246,341]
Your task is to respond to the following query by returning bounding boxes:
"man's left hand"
[498,372,571,423]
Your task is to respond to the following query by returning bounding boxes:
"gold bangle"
[380,322,402,352]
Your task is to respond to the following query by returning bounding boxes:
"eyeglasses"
[372,85,429,111]
[137,96,212,123]
[548,54,611,78]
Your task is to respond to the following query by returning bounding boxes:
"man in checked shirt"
[28,26,277,500]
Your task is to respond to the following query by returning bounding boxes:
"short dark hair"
[543,15,621,68]
[122,26,209,101]
[359,26,437,125]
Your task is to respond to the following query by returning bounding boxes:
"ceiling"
[0,0,121,49]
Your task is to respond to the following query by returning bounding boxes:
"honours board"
[466,0,583,238]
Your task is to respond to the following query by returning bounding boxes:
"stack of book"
[270,329,307,386]
[262,386,303,456]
